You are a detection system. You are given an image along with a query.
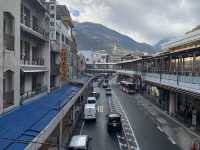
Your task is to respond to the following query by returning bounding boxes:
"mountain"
[153,37,173,50]
[73,22,156,53]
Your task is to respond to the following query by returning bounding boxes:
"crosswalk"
[97,105,104,112]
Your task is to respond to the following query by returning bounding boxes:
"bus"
[119,81,137,94]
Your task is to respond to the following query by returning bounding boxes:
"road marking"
[168,137,176,145]
[80,121,85,135]
[112,91,140,150]
[117,133,123,150]
[97,105,104,112]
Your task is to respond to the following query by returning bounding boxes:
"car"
[68,135,92,150]
[87,96,97,104]
[91,91,100,99]
[84,104,96,120]
[105,88,112,96]
[106,113,122,133]
[102,82,108,88]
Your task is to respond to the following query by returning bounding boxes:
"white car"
[87,96,97,104]
[68,135,91,150]
[84,104,96,120]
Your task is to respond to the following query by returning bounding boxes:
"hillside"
[73,22,156,53]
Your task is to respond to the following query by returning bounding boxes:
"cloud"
[58,0,200,45]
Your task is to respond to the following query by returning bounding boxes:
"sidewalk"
[135,94,200,150]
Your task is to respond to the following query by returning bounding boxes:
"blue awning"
[79,75,91,82]
[0,83,82,150]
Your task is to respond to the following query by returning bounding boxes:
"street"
[73,78,181,150]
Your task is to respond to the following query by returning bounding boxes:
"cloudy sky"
[58,0,200,45]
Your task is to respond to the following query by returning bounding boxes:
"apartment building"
[0,0,50,113]
[49,3,77,88]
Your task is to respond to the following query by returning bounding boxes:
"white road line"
[80,121,85,135]
[168,137,176,145]
[112,91,140,150]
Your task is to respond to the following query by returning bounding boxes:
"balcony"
[33,25,49,40]
[21,57,44,66]
[21,23,49,41]
[20,85,47,102]
[4,33,14,51]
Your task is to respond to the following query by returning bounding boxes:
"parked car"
[106,113,122,133]
[84,104,96,120]
[68,135,92,150]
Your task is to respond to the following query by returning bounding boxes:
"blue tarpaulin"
[0,83,82,150]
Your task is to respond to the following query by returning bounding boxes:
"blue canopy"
[0,83,82,150]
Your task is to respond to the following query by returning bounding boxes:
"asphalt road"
[73,79,181,150]
[111,80,181,150]
[79,86,120,150]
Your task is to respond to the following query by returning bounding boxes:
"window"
[62,34,64,42]
[32,16,38,31]
[50,5,55,10]
[50,14,55,18]
[196,55,200,73]
[3,70,14,109]
[24,41,30,60]
[50,21,55,26]
[3,12,15,51]
[24,7,30,27]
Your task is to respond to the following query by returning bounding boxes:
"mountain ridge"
[73,22,157,53]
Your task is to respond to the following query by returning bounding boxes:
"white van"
[84,104,96,120]
[87,97,96,104]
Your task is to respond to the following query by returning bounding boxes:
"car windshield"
[88,100,96,104]
[109,117,121,122]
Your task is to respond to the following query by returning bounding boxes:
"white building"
[49,3,74,88]
[0,0,50,113]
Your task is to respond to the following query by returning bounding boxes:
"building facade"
[0,0,79,113]
[0,0,50,113]
[115,27,200,129]
[49,2,75,88]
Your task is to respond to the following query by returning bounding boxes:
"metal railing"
[3,90,14,108]
[20,85,48,102]
[4,33,14,51]
[33,25,49,39]
[20,57,44,65]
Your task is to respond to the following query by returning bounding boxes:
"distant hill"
[153,37,174,50]
[73,22,156,53]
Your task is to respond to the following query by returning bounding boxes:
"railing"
[33,25,49,40]
[4,33,14,51]
[20,85,48,102]
[3,90,14,108]
[21,57,44,65]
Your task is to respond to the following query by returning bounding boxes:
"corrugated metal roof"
[0,84,82,149]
